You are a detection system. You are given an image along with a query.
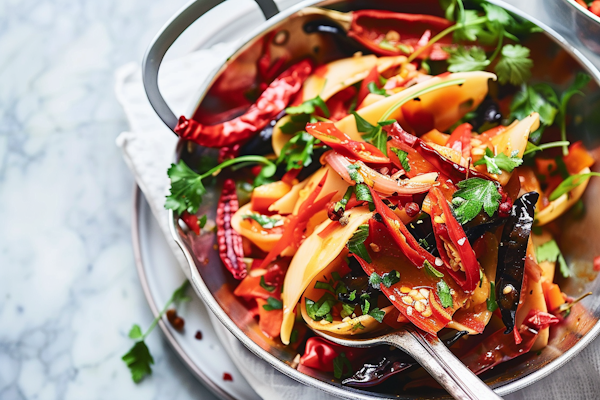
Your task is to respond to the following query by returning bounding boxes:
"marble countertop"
[1,0,599,400]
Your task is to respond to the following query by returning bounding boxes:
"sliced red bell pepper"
[300,337,368,372]
[305,122,390,165]
[390,122,488,184]
[387,136,437,178]
[446,123,472,160]
[348,10,453,60]
[175,59,313,148]
[357,65,380,106]
[368,186,435,268]
[327,86,358,122]
[429,187,481,292]
[180,211,200,235]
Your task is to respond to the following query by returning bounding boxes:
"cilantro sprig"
[536,239,570,278]
[243,213,284,229]
[123,280,190,383]
[368,270,401,289]
[347,224,371,263]
[390,147,411,172]
[549,172,600,201]
[286,95,330,117]
[436,280,453,308]
[451,178,501,224]
[166,156,276,215]
[473,148,523,174]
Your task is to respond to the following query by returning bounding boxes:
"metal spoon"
[312,326,503,400]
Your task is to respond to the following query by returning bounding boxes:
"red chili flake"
[223,372,233,381]
[594,256,600,272]
[195,331,203,340]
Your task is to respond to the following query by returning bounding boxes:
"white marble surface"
[2,0,600,400]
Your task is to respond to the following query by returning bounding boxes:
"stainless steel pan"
[143,0,600,398]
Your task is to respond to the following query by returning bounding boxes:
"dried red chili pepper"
[175,59,313,148]
[356,65,380,106]
[180,211,200,235]
[217,179,247,280]
[446,123,472,160]
[348,10,453,60]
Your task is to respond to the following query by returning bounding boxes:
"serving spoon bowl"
[310,326,502,400]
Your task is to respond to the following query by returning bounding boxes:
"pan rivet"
[273,30,289,46]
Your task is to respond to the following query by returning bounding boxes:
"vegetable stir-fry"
[165,0,596,390]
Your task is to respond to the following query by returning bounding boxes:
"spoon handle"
[386,329,503,400]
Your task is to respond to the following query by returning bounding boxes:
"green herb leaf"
[452,178,502,224]
[165,161,207,215]
[122,341,154,383]
[348,224,371,263]
[510,85,558,127]
[424,260,444,278]
[436,280,453,308]
[198,215,207,229]
[536,239,571,278]
[495,44,533,86]
[286,95,330,117]
[128,324,143,340]
[549,173,600,201]
[333,353,353,379]
[346,164,363,183]
[331,271,342,281]
[446,46,490,72]
[390,147,411,172]
[260,276,277,292]
[315,280,336,293]
[243,214,284,229]
[361,297,371,315]
[341,303,355,319]
[453,10,485,42]
[487,281,498,312]
[305,293,337,321]
[262,296,283,311]
[368,308,386,323]
[351,321,366,331]
[277,131,318,171]
[354,183,373,203]
[290,329,299,344]
[473,148,523,174]
[352,112,388,154]
[382,270,401,288]
[348,290,357,301]
[368,81,388,96]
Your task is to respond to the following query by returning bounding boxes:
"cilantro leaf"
[549,172,600,201]
[276,131,318,171]
[390,147,411,172]
[511,85,558,126]
[286,95,330,117]
[382,270,401,288]
[260,276,276,292]
[243,214,284,229]
[122,341,154,383]
[424,260,444,278]
[315,280,336,293]
[536,239,571,278]
[347,224,371,263]
[446,46,490,72]
[368,308,386,323]
[128,324,143,340]
[453,10,485,42]
[495,44,533,86]
[165,161,207,215]
[354,183,373,203]
[348,290,357,301]
[352,112,388,154]
[436,280,453,308]
[487,281,498,312]
[369,272,383,289]
[305,293,337,321]
[473,148,523,174]
[346,164,364,183]
[368,81,388,96]
[341,303,355,319]
[262,296,283,311]
[333,352,353,379]
[451,178,502,224]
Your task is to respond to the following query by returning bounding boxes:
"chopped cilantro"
[347,225,371,263]
[369,270,400,289]
[368,81,388,96]
[354,183,373,203]
[351,112,389,154]
[315,280,336,293]
[487,281,498,312]
[276,131,318,171]
[243,214,284,229]
[262,296,283,311]
[451,178,502,224]
[333,353,353,379]
[334,186,354,213]
[390,147,411,172]
[473,148,523,175]
[495,44,533,86]
[368,308,386,323]
[285,95,330,117]
[536,239,571,278]
[305,293,337,321]
[424,260,444,278]
[436,280,453,308]
[260,276,276,292]
[341,303,355,319]
[348,290,357,301]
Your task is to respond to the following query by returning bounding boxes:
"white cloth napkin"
[115,46,600,400]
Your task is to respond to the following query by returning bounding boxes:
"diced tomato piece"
[256,298,283,339]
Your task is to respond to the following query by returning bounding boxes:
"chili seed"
[415,301,426,312]
[419,289,430,298]
[422,307,432,317]
[402,296,414,305]
[400,286,411,294]
[407,306,413,316]
[409,289,419,297]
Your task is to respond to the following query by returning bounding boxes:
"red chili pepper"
[306,122,390,165]
[217,179,247,280]
[368,186,435,268]
[327,86,358,122]
[300,337,367,372]
[387,137,437,178]
[446,123,472,160]
[180,211,200,235]
[348,10,453,60]
[259,172,336,269]
[256,297,283,339]
[429,187,481,292]
[461,309,559,375]
[175,59,313,148]
[357,65,380,106]
[390,122,488,183]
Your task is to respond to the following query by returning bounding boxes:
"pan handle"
[142,0,280,131]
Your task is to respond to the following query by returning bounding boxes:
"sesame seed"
[457,237,466,246]
[435,257,444,266]
[402,296,414,305]
[407,306,413,316]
